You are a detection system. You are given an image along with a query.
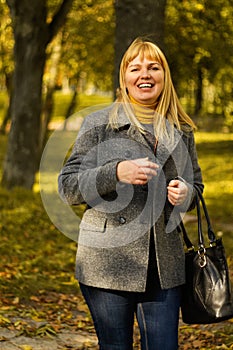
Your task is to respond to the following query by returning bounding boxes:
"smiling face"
[124,55,165,105]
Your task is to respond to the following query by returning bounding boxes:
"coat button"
[118,216,126,224]
[124,150,132,158]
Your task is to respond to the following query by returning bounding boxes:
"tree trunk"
[40,33,63,152]
[40,87,55,152]
[2,0,73,189]
[194,65,203,117]
[2,1,47,189]
[114,0,167,95]
[63,89,78,130]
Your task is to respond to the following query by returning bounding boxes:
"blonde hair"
[109,38,195,140]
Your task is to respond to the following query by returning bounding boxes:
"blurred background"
[0,1,232,348]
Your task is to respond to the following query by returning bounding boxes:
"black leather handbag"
[181,185,233,324]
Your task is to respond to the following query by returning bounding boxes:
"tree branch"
[47,0,74,44]
[6,0,16,18]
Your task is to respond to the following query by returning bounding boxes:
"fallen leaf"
[19,346,33,350]
[192,339,203,348]
[12,297,20,304]
[0,315,11,325]
[30,295,40,302]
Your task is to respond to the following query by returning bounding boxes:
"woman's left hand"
[167,179,188,206]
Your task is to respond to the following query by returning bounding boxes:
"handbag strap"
[180,220,194,250]
[194,185,216,245]
[195,191,205,248]
[181,185,216,250]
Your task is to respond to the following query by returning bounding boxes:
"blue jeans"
[79,269,181,350]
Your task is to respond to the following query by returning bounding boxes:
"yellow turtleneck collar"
[129,95,158,124]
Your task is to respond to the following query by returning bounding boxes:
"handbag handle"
[194,184,216,245]
[181,185,216,251]
[180,220,194,250]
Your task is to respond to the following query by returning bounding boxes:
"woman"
[58,38,203,350]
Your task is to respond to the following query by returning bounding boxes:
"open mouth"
[138,83,154,89]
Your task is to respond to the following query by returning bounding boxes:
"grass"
[0,90,113,130]
[198,134,233,224]
[0,185,78,300]
[185,132,233,256]
[0,92,113,301]
[51,91,113,121]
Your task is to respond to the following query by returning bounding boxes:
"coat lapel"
[117,103,184,164]
[127,126,152,150]
[117,105,152,150]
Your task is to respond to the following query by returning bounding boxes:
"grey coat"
[58,104,203,292]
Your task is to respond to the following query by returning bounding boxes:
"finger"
[168,196,176,205]
[134,171,153,184]
[132,158,159,169]
[168,192,185,206]
[167,186,180,195]
[140,168,158,176]
[138,173,148,180]
[168,179,179,187]
[146,161,159,169]
[131,157,149,166]
[168,197,180,206]
[134,179,148,185]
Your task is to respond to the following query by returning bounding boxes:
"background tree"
[41,0,114,137]
[59,0,114,93]
[1,0,232,190]
[114,0,167,94]
[40,31,64,149]
[165,0,233,125]
[1,0,73,189]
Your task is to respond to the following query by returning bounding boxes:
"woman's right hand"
[116,157,159,185]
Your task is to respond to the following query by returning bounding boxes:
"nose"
[141,69,151,78]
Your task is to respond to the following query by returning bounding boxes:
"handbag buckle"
[198,245,207,267]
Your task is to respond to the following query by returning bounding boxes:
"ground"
[0,291,233,350]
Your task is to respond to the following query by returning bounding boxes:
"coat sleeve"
[58,115,119,206]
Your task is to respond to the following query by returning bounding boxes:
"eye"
[151,66,159,71]
[130,68,139,72]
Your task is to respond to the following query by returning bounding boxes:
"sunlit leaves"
[1,0,232,118]
[165,0,233,125]
[0,1,13,81]
[58,0,114,92]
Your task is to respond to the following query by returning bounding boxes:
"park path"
[0,325,98,350]
[1,318,233,350]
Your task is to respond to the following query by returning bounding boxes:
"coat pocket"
[79,211,107,233]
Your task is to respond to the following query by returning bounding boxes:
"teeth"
[139,83,152,88]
